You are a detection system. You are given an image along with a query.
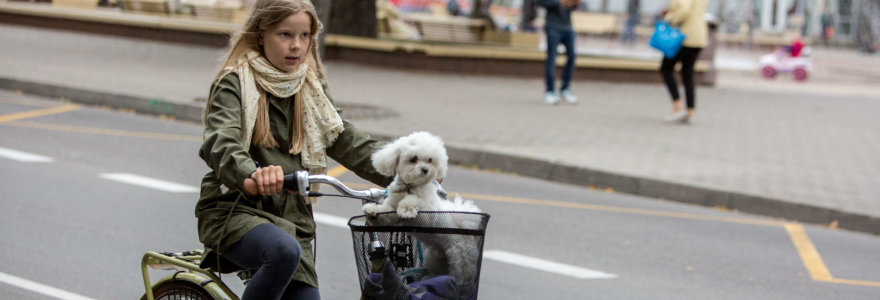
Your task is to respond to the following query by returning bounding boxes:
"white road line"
[483,250,618,279]
[0,147,53,162]
[99,173,199,193]
[313,212,351,229]
[313,212,616,280]
[0,271,96,300]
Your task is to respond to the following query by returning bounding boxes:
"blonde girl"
[194,0,392,299]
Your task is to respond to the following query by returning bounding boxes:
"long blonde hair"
[205,0,327,150]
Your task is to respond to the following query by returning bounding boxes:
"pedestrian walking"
[620,0,640,45]
[658,0,707,123]
[820,9,835,45]
[194,0,392,299]
[744,2,755,50]
[538,0,580,105]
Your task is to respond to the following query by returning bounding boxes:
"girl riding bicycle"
[195,0,392,299]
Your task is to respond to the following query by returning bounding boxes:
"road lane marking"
[327,165,349,177]
[825,278,880,287]
[314,210,614,280]
[99,173,199,193]
[0,146,53,162]
[785,223,833,281]
[0,271,96,300]
[0,104,80,123]
[6,121,201,142]
[313,212,350,229]
[483,250,617,279]
[298,181,880,287]
[458,192,787,227]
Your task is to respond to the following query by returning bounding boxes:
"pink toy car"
[759,47,813,81]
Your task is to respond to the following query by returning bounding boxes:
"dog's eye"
[409,156,418,163]
[428,158,433,163]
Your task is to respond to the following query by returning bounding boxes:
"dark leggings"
[222,223,320,300]
[660,46,702,109]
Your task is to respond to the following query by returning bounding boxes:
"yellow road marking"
[0,104,80,123]
[458,192,787,227]
[825,278,880,287]
[785,223,834,281]
[341,182,879,287]
[327,165,349,178]
[7,121,201,142]
[1,102,874,288]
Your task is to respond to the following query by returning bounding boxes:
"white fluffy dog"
[363,131,468,218]
[363,131,482,284]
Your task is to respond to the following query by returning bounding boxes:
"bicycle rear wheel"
[150,279,214,300]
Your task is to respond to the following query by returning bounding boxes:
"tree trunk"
[521,0,537,31]
[469,0,495,30]
[311,0,331,56]
[326,0,377,38]
[470,0,492,18]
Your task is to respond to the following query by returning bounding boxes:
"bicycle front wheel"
[149,279,214,300]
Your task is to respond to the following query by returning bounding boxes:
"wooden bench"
[46,0,90,7]
[571,12,618,36]
[120,0,170,15]
[400,13,488,43]
[182,0,243,22]
[482,30,540,47]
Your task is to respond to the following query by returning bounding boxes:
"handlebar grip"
[283,173,298,191]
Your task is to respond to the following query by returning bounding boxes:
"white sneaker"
[663,110,688,122]
[544,91,560,104]
[561,89,578,104]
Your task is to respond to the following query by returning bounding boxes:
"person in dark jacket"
[195,0,392,299]
[537,0,581,105]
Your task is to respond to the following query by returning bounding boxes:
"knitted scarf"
[237,51,344,176]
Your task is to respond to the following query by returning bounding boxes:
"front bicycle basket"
[349,212,490,300]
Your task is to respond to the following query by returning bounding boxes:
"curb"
[0,76,397,123]
[2,77,878,236]
[442,148,879,236]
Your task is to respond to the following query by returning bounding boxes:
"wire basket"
[348,212,490,300]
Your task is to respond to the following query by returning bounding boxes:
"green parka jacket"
[195,72,393,288]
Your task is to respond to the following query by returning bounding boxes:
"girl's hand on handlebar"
[243,169,300,196]
[251,165,284,196]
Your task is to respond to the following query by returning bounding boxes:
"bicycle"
[141,171,490,300]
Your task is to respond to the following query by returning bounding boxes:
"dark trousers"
[660,46,702,109]
[222,223,320,300]
[620,15,639,44]
[545,27,576,92]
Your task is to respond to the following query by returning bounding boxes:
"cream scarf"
[236,51,344,175]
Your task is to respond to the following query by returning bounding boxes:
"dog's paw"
[397,203,419,218]
[362,203,384,216]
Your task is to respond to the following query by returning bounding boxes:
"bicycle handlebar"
[244,170,387,202]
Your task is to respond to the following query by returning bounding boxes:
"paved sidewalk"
[1,23,879,234]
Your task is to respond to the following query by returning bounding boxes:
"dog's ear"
[371,138,404,176]
[436,141,449,179]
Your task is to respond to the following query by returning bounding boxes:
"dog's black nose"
[421,167,429,174]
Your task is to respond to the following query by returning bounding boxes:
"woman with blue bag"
[657,0,707,123]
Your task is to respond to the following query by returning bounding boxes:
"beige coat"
[665,0,708,48]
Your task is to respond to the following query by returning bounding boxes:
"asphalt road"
[1,90,878,299]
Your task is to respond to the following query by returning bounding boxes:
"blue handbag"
[649,21,686,58]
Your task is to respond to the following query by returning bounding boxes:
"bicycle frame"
[141,251,236,300]
[140,171,450,300]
